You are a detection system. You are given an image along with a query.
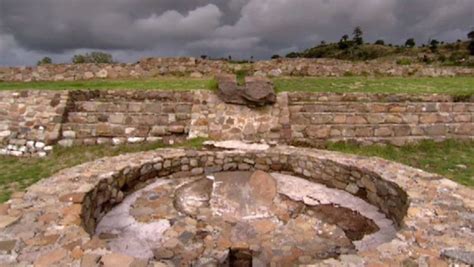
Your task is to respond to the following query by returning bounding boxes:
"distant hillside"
[284,39,473,67]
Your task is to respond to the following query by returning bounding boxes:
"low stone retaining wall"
[60,90,194,147]
[1,58,474,82]
[0,91,68,156]
[1,90,473,156]
[288,92,474,146]
[0,146,472,266]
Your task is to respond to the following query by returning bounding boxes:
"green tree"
[338,34,351,49]
[37,57,52,66]
[285,52,300,58]
[271,54,281,59]
[429,39,440,52]
[353,26,364,45]
[374,39,385,45]
[405,38,416,48]
[72,51,114,64]
[468,30,474,55]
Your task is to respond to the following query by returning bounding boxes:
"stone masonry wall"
[0,90,473,156]
[0,90,69,156]
[59,90,194,147]
[189,91,291,143]
[1,57,474,82]
[288,92,474,146]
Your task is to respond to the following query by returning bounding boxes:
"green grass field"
[327,140,474,187]
[0,138,206,202]
[0,76,473,96]
[273,76,474,96]
[0,139,472,203]
[0,78,216,91]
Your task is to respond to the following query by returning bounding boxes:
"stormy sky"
[0,0,473,66]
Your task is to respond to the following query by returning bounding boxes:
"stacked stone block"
[1,57,474,83]
[1,90,473,157]
[288,92,474,146]
[59,90,194,146]
[0,90,68,156]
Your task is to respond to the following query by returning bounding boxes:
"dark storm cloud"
[0,0,473,66]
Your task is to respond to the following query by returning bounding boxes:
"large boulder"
[216,74,276,107]
[215,74,247,105]
[241,76,276,106]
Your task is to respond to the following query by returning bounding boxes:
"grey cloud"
[0,0,473,66]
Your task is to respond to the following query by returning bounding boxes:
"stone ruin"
[0,143,473,266]
[216,74,276,107]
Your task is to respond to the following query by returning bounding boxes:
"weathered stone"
[241,76,276,107]
[101,253,136,267]
[0,240,16,252]
[216,74,276,107]
[34,248,68,267]
[441,249,474,265]
[81,254,101,267]
[0,215,20,228]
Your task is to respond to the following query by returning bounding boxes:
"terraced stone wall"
[59,90,194,146]
[0,90,69,156]
[188,91,291,142]
[1,90,473,157]
[2,57,474,82]
[288,92,474,146]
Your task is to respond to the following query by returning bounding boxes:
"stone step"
[72,101,193,113]
[292,123,474,138]
[289,102,474,113]
[293,135,474,146]
[66,112,191,124]
[290,112,473,124]
[61,123,188,138]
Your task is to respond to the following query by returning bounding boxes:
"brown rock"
[59,193,86,203]
[34,248,68,267]
[0,240,16,252]
[241,76,276,107]
[153,248,175,259]
[0,203,10,215]
[216,74,276,107]
[101,253,135,267]
[0,215,20,229]
[248,170,277,204]
[81,254,101,267]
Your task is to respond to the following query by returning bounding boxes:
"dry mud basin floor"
[0,145,473,266]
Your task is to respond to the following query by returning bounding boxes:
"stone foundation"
[0,146,472,266]
[0,91,68,156]
[1,58,474,82]
[1,90,473,156]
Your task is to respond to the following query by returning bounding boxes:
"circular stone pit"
[0,145,473,266]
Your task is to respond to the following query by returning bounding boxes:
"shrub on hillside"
[405,38,416,48]
[396,58,412,65]
[37,57,52,66]
[72,51,114,64]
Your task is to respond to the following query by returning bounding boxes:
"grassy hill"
[286,41,473,67]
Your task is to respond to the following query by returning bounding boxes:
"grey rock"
[441,248,474,265]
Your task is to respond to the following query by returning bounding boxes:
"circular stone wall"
[0,146,473,266]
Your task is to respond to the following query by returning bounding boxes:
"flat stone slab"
[210,171,277,222]
[0,216,19,229]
